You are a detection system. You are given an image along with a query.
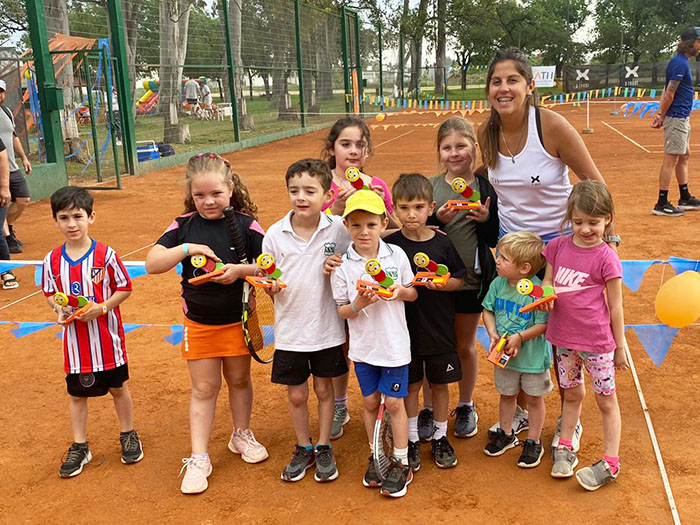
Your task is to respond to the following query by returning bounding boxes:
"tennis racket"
[223,206,275,364]
[372,394,394,481]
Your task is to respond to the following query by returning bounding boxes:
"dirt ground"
[2,102,698,524]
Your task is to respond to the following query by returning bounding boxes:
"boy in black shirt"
[385,174,466,470]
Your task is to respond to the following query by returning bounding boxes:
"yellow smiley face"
[365,258,382,276]
[451,177,467,194]
[413,252,429,268]
[190,255,207,268]
[257,253,274,270]
[517,279,534,295]
[345,166,360,183]
[54,292,69,307]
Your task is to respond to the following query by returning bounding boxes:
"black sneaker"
[431,435,458,468]
[6,234,22,254]
[314,444,338,482]
[59,442,92,478]
[120,430,144,464]
[678,196,700,211]
[417,408,434,441]
[517,439,544,468]
[653,201,684,216]
[408,440,421,472]
[281,445,315,482]
[452,404,478,438]
[380,458,413,498]
[483,428,517,456]
[7,225,22,245]
[363,455,382,488]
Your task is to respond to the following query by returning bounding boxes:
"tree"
[447,0,497,90]
[434,0,446,95]
[528,0,588,75]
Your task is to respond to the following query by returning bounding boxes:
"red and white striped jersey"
[42,240,132,374]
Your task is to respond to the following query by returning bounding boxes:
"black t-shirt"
[385,230,467,355]
[156,211,264,325]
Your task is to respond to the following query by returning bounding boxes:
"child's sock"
[304,444,314,451]
[679,184,692,201]
[603,455,620,475]
[558,438,573,451]
[369,442,374,456]
[393,447,408,466]
[193,452,209,459]
[457,401,473,408]
[657,190,669,206]
[335,394,347,406]
[408,416,419,442]
[433,420,448,441]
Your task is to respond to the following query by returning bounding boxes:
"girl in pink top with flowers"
[539,180,629,491]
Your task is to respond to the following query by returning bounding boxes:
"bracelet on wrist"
[100,303,108,315]
[183,243,189,256]
[350,302,360,314]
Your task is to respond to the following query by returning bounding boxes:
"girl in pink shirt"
[540,180,629,490]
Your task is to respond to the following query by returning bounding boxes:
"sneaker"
[6,234,22,254]
[517,439,544,468]
[550,416,562,457]
[380,458,413,498]
[572,420,583,453]
[362,455,382,488]
[228,428,269,463]
[483,428,517,456]
[281,445,315,482]
[452,404,478,438]
[431,435,458,468]
[488,405,529,438]
[331,403,350,440]
[314,445,338,482]
[408,440,421,472]
[119,429,144,464]
[576,459,619,491]
[179,454,212,494]
[7,225,22,246]
[417,408,434,441]
[551,447,578,478]
[59,442,92,478]
[678,196,700,211]
[653,201,684,216]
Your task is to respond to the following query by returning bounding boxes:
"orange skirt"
[181,317,250,360]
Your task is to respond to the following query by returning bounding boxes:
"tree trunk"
[434,0,446,96]
[121,0,140,107]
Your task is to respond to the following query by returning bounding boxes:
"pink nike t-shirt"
[542,235,622,353]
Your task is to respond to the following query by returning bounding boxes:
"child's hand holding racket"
[209,263,241,285]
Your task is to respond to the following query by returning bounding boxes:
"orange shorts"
[181,316,250,360]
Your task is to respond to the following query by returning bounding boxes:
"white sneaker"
[487,405,529,438]
[551,418,583,459]
[228,428,269,463]
[179,454,212,494]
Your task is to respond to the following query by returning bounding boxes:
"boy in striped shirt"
[42,187,143,478]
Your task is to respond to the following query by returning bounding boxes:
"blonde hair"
[562,180,614,236]
[436,117,478,171]
[184,153,258,219]
[498,232,545,277]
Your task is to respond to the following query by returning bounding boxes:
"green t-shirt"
[481,276,550,373]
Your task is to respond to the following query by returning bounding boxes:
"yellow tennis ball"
[376,113,386,122]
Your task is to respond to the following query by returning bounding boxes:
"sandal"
[1,272,19,290]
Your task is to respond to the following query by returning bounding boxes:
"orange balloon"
[655,271,700,328]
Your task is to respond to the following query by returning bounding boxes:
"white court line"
[374,129,416,149]
[0,290,42,311]
[600,121,651,153]
[122,242,155,258]
[625,344,681,525]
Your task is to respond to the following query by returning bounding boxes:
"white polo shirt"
[262,211,350,352]
[331,240,414,367]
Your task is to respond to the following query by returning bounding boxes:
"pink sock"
[603,455,619,475]
[558,438,573,450]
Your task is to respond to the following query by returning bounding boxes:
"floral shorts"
[556,348,616,396]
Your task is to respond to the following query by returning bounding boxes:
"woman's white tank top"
[488,105,572,237]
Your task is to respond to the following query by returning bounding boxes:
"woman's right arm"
[145,243,220,274]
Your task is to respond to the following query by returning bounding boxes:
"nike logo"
[554,285,596,293]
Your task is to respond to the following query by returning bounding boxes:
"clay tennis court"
[2,102,698,523]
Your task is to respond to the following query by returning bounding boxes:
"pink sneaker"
[228,428,269,464]
[179,454,212,494]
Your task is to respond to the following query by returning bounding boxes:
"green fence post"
[293,0,306,128]
[222,0,240,142]
[106,0,136,175]
[399,33,405,98]
[82,54,102,182]
[25,0,66,171]
[340,6,351,114]
[378,22,383,110]
[352,10,363,114]
[103,53,121,188]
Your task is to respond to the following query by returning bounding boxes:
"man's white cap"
[0,80,6,91]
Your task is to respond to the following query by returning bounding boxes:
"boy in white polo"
[264,158,350,483]
[330,189,417,498]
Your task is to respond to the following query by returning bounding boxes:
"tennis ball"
[376,113,386,122]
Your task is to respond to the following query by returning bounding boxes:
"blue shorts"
[354,362,409,398]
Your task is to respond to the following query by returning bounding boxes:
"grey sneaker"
[119,429,144,464]
[408,440,421,472]
[576,459,619,491]
[379,458,413,498]
[488,405,529,438]
[281,445,315,482]
[363,455,382,488]
[417,408,434,441]
[653,201,684,216]
[59,442,92,478]
[431,436,458,468]
[452,404,478,438]
[551,447,578,478]
[678,196,700,210]
[314,445,338,482]
[331,403,349,440]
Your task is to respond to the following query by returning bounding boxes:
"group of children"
[42,115,628,498]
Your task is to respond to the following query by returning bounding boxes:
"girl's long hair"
[436,116,478,172]
[478,47,539,170]
[184,153,258,219]
[321,116,373,169]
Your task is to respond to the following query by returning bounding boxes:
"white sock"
[433,420,447,440]
[408,416,419,442]
[393,447,408,466]
[458,401,474,408]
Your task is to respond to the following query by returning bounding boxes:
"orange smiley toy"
[446,177,482,210]
[517,278,557,313]
[54,292,94,324]
[188,255,226,285]
[245,253,288,289]
[411,252,451,286]
[345,167,369,191]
